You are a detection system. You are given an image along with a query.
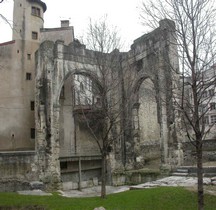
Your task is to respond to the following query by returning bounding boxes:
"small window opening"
[32,31,38,40]
[60,85,65,99]
[211,115,216,124]
[60,161,68,170]
[32,6,41,17]
[136,59,143,72]
[204,116,209,125]
[31,128,35,139]
[26,73,32,80]
[27,54,31,60]
[80,82,84,92]
[30,101,34,111]
[210,102,216,110]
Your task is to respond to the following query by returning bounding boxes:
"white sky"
[0,0,145,50]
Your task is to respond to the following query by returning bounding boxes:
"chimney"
[61,20,70,28]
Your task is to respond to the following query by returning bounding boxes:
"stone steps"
[172,166,216,177]
[172,172,188,176]
[172,167,189,176]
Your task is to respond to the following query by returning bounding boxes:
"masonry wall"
[183,140,216,165]
[0,151,37,191]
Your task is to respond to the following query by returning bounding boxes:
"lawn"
[0,187,216,210]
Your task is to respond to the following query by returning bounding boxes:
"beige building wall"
[41,26,74,45]
[0,40,40,150]
[13,0,45,41]
[0,0,45,150]
[0,0,75,151]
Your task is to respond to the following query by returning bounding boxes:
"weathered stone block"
[62,181,73,191]
[93,177,98,186]
[30,181,45,190]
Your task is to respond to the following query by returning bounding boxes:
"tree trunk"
[197,141,204,210]
[101,154,106,198]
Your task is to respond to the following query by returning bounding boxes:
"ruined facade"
[0,0,180,190]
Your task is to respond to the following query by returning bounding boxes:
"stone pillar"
[160,104,169,164]
[45,104,61,190]
[36,104,47,181]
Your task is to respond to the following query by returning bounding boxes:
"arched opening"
[58,72,103,190]
[133,77,161,169]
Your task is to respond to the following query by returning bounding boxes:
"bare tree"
[140,0,216,209]
[75,15,125,198]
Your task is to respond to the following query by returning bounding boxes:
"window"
[210,115,216,124]
[32,6,41,17]
[26,73,32,80]
[60,161,68,170]
[32,31,38,40]
[136,59,143,72]
[31,128,35,139]
[199,104,204,112]
[60,85,65,99]
[210,102,216,110]
[30,101,34,111]
[76,75,80,82]
[202,91,208,98]
[204,116,209,125]
[96,97,101,105]
[80,82,84,92]
[209,89,215,96]
[27,54,31,60]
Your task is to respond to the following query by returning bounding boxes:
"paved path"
[17,176,216,197]
[59,186,130,197]
[130,176,211,189]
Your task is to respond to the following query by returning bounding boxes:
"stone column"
[46,104,61,190]
[35,103,47,182]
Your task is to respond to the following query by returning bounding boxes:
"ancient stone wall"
[34,19,179,189]
[0,151,37,191]
[183,140,216,165]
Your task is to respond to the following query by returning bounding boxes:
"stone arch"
[55,69,103,105]
[34,40,106,189]
[55,68,104,188]
[34,18,179,189]
[132,74,152,94]
[129,75,161,169]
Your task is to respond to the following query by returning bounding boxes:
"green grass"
[0,187,216,210]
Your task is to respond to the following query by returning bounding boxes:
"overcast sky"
[0,0,145,50]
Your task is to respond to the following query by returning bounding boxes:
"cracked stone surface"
[130,176,211,189]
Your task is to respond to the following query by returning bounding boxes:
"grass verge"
[0,187,215,210]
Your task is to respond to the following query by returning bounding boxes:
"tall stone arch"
[122,19,179,171]
[35,40,104,189]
